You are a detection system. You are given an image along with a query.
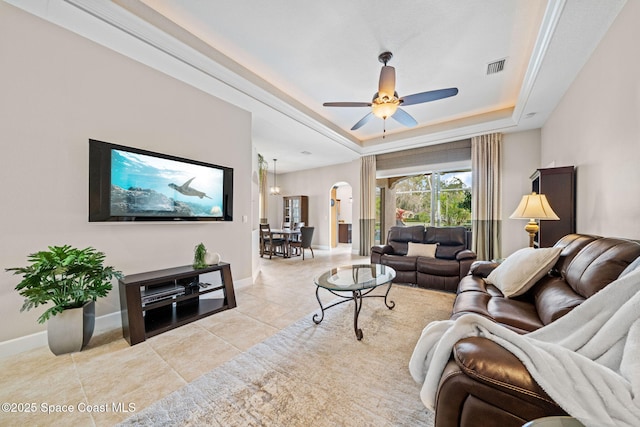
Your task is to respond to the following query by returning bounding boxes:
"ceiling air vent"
[486,58,506,75]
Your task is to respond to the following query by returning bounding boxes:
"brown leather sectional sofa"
[371,225,476,292]
[436,234,640,427]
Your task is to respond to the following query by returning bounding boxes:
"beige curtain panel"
[471,133,502,260]
[359,155,376,256]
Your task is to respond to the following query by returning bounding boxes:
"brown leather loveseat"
[371,226,476,292]
[435,234,640,427]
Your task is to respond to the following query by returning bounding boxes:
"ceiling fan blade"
[391,108,418,127]
[400,87,459,106]
[323,102,372,107]
[378,66,396,98]
[351,112,374,130]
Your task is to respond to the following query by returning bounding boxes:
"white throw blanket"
[409,267,640,427]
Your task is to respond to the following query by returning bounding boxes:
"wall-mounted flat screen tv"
[89,139,233,222]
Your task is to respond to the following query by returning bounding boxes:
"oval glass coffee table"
[313,264,396,340]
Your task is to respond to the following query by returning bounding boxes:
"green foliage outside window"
[395,171,471,228]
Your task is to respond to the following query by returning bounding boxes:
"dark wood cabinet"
[283,195,308,225]
[119,263,236,345]
[339,223,352,243]
[531,166,576,248]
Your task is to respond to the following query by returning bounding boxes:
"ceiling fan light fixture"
[322,51,459,132]
[371,97,399,119]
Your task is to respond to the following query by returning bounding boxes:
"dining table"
[270,228,301,258]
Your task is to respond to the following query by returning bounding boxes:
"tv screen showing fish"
[89,139,233,222]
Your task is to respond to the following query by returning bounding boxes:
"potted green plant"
[193,243,220,268]
[6,245,122,355]
[193,243,208,269]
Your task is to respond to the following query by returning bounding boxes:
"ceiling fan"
[323,52,458,136]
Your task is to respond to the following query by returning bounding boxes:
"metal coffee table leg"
[353,289,363,340]
[312,285,394,340]
[312,286,325,324]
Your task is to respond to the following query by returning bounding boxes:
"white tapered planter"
[47,301,95,355]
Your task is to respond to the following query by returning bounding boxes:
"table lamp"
[509,192,559,247]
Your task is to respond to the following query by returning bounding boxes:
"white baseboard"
[0,311,123,359]
[0,277,254,359]
[233,276,253,290]
[0,331,48,359]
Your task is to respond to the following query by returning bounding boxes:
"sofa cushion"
[417,257,460,276]
[407,242,438,258]
[468,260,501,279]
[532,276,585,325]
[486,247,562,298]
[457,274,504,297]
[380,254,417,271]
[564,237,640,298]
[451,291,544,333]
[550,234,600,277]
[387,225,425,255]
[425,226,467,260]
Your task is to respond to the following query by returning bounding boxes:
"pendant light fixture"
[270,158,281,195]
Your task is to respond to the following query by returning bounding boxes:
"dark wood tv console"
[119,263,236,345]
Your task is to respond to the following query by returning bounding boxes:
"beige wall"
[541,0,640,239]
[0,3,253,343]
[501,129,542,256]
[267,161,361,251]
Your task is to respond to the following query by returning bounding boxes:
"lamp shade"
[509,192,560,220]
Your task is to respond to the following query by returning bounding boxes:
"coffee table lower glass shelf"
[312,264,396,340]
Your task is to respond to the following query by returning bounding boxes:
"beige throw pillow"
[486,247,562,298]
[406,242,438,258]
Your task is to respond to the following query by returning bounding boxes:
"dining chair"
[291,222,305,242]
[290,226,314,260]
[259,223,285,259]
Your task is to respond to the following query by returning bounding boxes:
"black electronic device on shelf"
[140,284,185,305]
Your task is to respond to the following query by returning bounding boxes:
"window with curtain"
[393,170,472,228]
[375,140,472,242]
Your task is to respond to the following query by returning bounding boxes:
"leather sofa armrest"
[371,245,394,255]
[453,337,554,403]
[469,260,500,278]
[456,249,477,261]
[435,339,567,427]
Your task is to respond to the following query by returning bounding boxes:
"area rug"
[118,286,455,427]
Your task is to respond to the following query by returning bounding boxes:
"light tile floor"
[0,245,367,426]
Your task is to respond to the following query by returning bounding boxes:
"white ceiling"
[9,0,627,173]
[138,0,545,140]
